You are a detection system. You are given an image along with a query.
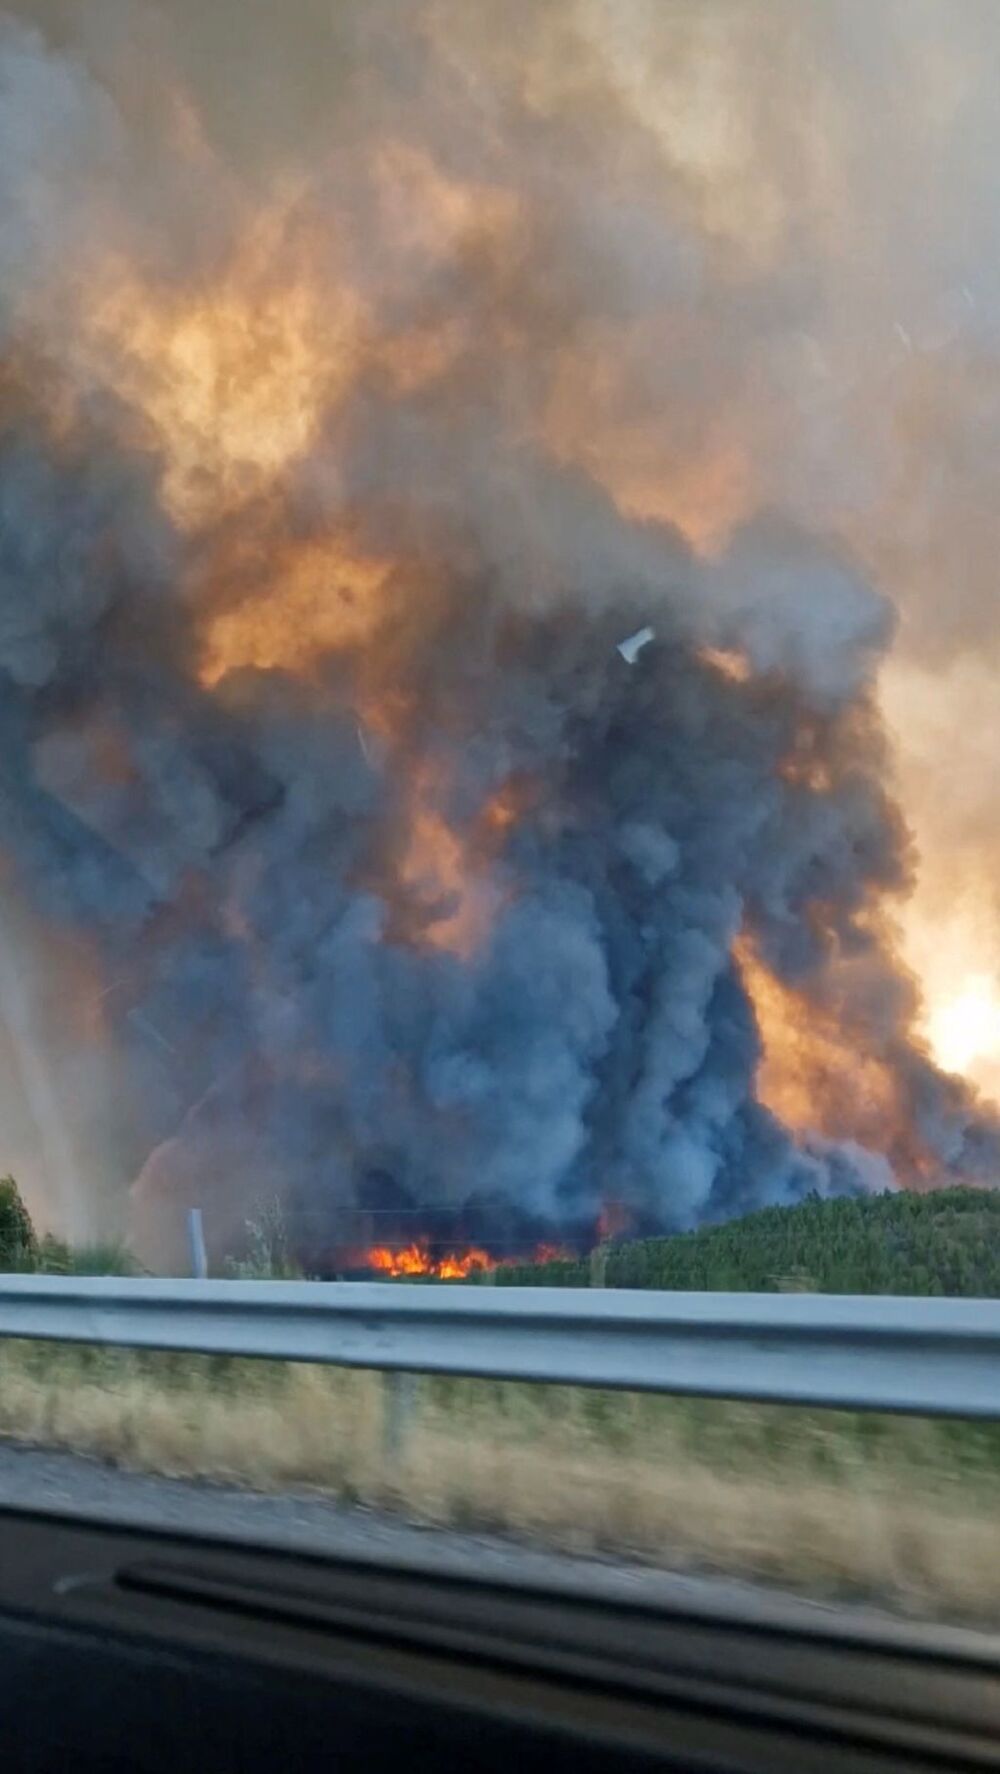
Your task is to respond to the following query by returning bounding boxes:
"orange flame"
[364,1239,494,1279]
[532,1242,572,1265]
[361,1237,572,1277]
[596,1200,633,1241]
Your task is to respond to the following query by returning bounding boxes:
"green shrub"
[0,1176,37,1271]
[226,1199,303,1280]
[65,1241,137,1276]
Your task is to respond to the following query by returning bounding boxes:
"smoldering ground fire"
[1,0,1000,1270]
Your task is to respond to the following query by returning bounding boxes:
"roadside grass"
[33,1238,139,1276]
[2,1341,1000,1622]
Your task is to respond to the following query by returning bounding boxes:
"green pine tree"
[0,1175,37,1271]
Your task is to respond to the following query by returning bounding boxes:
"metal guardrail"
[2,1275,1000,1417]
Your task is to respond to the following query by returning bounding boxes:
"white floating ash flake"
[617,625,655,665]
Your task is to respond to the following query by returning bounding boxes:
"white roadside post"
[187,1209,208,1281]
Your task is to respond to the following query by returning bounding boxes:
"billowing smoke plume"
[0,0,998,1264]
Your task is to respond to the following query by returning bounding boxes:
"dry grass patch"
[2,1344,1000,1622]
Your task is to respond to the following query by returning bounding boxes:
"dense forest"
[495,1189,1000,1296]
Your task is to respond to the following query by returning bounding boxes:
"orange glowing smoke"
[80,194,363,531]
[698,645,753,683]
[67,190,403,701]
[735,933,934,1182]
[736,932,886,1136]
[880,658,1000,1103]
[392,769,530,959]
[395,767,495,958]
[64,143,523,709]
[777,722,835,794]
[373,139,520,279]
[543,340,753,557]
[197,532,393,688]
[73,139,514,541]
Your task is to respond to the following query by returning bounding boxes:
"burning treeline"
[0,0,999,1270]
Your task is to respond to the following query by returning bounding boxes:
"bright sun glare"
[926,975,1000,1077]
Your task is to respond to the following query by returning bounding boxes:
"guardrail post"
[187,1208,208,1280]
[381,1370,417,1467]
[589,1243,609,1287]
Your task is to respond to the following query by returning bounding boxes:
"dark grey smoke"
[0,407,983,1260]
[0,0,998,1263]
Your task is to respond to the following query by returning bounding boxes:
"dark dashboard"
[2,1505,999,1772]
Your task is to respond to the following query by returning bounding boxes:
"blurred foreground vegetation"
[3,1336,1000,1622]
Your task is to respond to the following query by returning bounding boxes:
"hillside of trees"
[495,1188,1000,1296]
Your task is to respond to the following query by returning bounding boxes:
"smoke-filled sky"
[1,0,999,1263]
